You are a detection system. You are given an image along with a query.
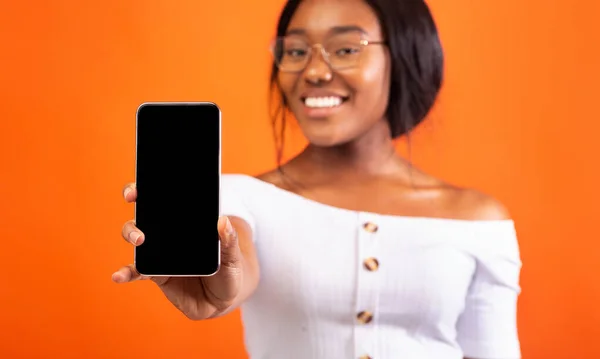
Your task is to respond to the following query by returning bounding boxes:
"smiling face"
[274,0,391,147]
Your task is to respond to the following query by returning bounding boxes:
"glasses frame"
[270,34,386,73]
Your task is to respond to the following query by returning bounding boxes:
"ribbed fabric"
[220,174,522,359]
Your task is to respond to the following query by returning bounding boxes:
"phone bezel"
[133,101,222,277]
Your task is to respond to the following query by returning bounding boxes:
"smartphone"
[134,102,221,277]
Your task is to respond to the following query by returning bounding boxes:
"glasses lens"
[324,32,364,70]
[272,37,310,72]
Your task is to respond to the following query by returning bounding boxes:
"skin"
[113,0,511,356]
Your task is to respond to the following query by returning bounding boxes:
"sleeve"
[456,222,523,359]
[220,175,257,238]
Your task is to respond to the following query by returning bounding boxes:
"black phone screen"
[134,102,220,276]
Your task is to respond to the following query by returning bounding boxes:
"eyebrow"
[286,25,367,37]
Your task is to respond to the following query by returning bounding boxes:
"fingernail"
[225,217,234,236]
[112,273,122,283]
[129,231,141,245]
[124,187,132,199]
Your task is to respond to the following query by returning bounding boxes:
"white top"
[220,174,522,359]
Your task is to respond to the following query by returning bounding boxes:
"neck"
[296,121,404,178]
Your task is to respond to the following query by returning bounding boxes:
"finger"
[217,216,242,271]
[123,183,137,203]
[112,264,147,283]
[121,220,145,246]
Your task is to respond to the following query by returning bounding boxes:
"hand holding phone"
[113,186,244,320]
[111,102,243,320]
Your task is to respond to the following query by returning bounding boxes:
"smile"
[303,96,347,108]
[300,96,349,118]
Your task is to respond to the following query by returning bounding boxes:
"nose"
[303,45,332,84]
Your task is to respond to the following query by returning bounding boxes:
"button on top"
[363,257,379,271]
[357,310,374,324]
[363,222,378,233]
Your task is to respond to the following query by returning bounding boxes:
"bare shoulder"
[255,168,296,191]
[255,169,283,185]
[448,186,512,221]
[400,164,512,221]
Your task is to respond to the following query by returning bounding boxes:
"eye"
[335,47,360,56]
[285,48,308,57]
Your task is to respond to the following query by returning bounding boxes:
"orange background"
[1,0,599,358]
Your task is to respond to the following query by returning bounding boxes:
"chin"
[290,100,356,147]
[300,126,353,148]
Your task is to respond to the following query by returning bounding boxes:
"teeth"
[304,96,343,108]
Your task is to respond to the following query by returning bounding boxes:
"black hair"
[269,0,444,166]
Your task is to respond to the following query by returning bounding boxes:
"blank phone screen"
[134,102,220,276]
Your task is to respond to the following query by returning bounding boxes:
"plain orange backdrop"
[1,0,599,358]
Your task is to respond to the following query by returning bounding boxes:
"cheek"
[276,73,298,102]
[349,55,391,110]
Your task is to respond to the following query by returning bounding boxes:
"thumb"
[216,215,242,273]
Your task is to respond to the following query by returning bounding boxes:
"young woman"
[113,0,522,358]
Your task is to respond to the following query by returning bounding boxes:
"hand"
[112,183,244,320]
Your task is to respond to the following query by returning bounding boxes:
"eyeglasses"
[270,32,385,73]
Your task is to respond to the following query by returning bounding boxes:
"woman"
[113,0,522,358]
